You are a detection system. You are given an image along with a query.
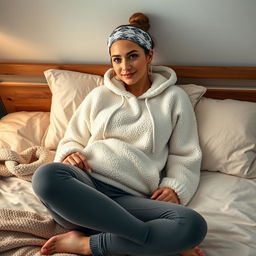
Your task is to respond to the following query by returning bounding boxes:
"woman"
[32,13,207,256]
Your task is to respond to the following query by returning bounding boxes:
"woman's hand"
[150,187,180,204]
[62,152,92,173]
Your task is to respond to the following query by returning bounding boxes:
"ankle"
[81,236,92,255]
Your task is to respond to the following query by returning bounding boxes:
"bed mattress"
[1,171,255,256]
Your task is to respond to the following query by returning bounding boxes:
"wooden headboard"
[0,63,256,113]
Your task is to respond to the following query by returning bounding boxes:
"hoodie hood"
[104,65,177,99]
[102,66,177,153]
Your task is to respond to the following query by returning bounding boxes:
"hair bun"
[129,13,150,31]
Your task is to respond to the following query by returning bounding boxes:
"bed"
[0,63,256,256]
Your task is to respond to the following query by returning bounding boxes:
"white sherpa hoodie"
[54,66,202,205]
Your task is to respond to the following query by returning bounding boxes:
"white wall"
[0,0,255,66]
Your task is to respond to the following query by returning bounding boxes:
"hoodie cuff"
[159,177,192,205]
[54,147,85,162]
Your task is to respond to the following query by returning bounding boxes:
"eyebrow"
[111,50,139,58]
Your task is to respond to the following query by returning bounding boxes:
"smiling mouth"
[122,72,136,78]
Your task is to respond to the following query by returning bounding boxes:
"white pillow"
[0,111,50,152]
[42,69,103,150]
[178,84,206,107]
[195,97,256,178]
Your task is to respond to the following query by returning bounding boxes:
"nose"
[121,59,131,72]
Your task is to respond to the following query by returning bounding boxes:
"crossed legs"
[32,162,207,256]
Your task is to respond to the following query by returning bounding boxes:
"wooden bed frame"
[0,63,256,113]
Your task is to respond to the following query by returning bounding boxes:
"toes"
[41,248,50,255]
[195,246,206,256]
[45,236,58,247]
[179,247,206,256]
[41,245,56,255]
[41,236,58,255]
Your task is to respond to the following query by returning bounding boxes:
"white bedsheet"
[189,171,256,256]
[0,177,49,215]
[0,171,255,256]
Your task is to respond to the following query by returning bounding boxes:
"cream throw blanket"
[0,146,79,256]
[0,146,55,181]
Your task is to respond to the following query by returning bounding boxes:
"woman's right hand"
[62,152,92,173]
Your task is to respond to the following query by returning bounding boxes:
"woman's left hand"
[150,187,180,204]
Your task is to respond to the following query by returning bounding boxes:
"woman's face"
[110,40,153,87]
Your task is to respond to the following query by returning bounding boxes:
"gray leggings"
[32,162,207,256]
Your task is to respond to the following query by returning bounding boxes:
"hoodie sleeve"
[159,87,202,205]
[54,95,92,163]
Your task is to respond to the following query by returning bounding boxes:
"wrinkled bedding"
[0,111,256,256]
[1,172,256,256]
[0,111,50,152]
[190,172,256,256]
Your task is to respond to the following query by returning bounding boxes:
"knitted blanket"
[0,146,55,181]
[0,146,79,255]
[0,209,78,256]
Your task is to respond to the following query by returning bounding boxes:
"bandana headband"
[107,25,153,51]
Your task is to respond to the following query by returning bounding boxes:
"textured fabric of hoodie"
[54,66,202,205]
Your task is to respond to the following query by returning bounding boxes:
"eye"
[129,54,139,59]
[113,58,121,63]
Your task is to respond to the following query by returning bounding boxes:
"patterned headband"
[107,25,153,51]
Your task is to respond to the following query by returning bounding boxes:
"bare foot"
[180,246,206,256]
[40,230,92,255]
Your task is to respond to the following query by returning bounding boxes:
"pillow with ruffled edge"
[195,97,256,178]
